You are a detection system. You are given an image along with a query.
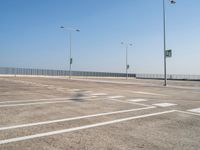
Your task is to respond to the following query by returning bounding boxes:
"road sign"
[165,49,172,58]
[127,64,130,69]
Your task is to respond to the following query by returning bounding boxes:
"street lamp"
[163,0,176,86]
[121,42,132,80]
[60,26,80,79]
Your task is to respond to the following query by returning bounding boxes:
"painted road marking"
[0,101,76,108]
[83,91,93,94]
[188,108,200,113]
[0,97,71,104]
[0,110,176,145]
[57,87,69,90]
[0,78,49,87]
[0,106,155,131]
[175,110,200,116]
[128,99,147,102]
[90,96,98,98]
[56,88,69,92]
[153,103,177,107]
[109,96,124,99]
[72,78,158,87]
[68,89,81,92]
[91,93,108,96]
[0,97,92,108]
[131,91,166,96]
[107,98,152,107]
[0,95,98,104]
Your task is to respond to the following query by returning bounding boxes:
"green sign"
[165,49,172,58]
[127,64,130,69]
[70,58,73,64]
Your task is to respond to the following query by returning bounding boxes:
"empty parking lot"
[0,76,200,150]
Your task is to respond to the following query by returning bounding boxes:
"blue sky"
[0,0,200,74]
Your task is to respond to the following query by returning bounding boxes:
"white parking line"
[128,99,147,102]
[0,97,92,108]
[0,106,155,131]
[56,87,69,90]
[0,110,176,145]
[0,78,49,87]
[72,78,158,87]
[108,98,152,107]
[68,89,81,92]
[0,101,75,108]
[109,96,124,99]
[188,108,200,113]
[0,95,99,104]
[89,96,98,98]
[131,91,166,96]
[152,103,177,107]
[83,91,93,93]
[0,97,70,104]
[175,110,200,116]
[91,93,108,96]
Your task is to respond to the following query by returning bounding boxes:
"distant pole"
[126,45,128,80]
[14,67,17,77]
[163,0,167,86]
[121,42,132,80]
[60,26,80,79]
[163,0,176,86]
[69,31,72,79]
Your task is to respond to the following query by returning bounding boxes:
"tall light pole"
[60,26,80,79]
[121,42,132,80]
[163,0,176,86]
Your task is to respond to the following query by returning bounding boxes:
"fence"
[1,67,199,81]
[136,74,200,81]
[0,67,135,78]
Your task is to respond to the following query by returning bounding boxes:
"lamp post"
[121,42,132,80]
[60,26,80,79]
[163,0,176,86]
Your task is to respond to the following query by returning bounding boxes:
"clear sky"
[0,0,199,74]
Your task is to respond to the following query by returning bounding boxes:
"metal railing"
[136,73,200,81]
[0,67,135,78]
[1,67,199,81]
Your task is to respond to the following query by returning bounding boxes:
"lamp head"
[170,0,176,4]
